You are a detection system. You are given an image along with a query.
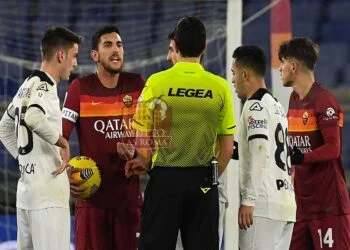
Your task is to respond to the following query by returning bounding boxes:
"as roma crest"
[122,95,133,107]
[302,111,309,125]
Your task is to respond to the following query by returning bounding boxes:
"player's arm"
[116,74,146,161]
[25,81,60,145]
[25,81,70,175]
[292,126,340,164]
[239,137,269,230]
[216,81,236,175]
[0,102,18,159]
[60,80,86,194]
[239,101,269,230]
[62,79,80,140]
[291,94,342,164]
[125,129,153,178]
[25,105,60,145]
[125,79,155,177]
[24,91,70,171]
[216,134,234,176]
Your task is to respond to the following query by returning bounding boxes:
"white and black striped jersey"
[0,70,69,210]
[237,88,296,222]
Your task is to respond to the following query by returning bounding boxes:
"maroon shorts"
[290,214,350,250]
[74,206,141,250]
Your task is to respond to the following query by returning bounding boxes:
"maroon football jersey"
[62,72,144,208]
[288,82,350,219]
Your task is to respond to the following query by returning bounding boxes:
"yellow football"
[68,156,101,199]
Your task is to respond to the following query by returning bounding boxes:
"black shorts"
[139,166,219,250]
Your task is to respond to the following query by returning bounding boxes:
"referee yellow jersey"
[132,62,235,168]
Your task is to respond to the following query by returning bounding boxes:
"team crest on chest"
[302,111,309,125]
[123,95,133,107]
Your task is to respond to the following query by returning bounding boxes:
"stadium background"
[0,0,349,249]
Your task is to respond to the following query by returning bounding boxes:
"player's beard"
[100,59,124,75]
[284,81,293,87]
[281,71,295,87]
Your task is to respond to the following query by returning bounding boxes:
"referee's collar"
[173,61,204,71]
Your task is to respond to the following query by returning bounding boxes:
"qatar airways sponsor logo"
[94,118,135,139]
[287,135,312,153]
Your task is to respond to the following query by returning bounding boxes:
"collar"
[172,62,204,71]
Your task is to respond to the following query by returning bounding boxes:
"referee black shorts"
[138,166,219,250]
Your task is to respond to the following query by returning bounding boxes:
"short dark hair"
[168,30,175,40]
[91,26,121,50]
[173,16,206,57]
[278,37,319,70]
[41,26,83,61]
[232,45,266,77]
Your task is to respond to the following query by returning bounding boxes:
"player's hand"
[238,205,254,230]
[52,142,70,176]
[291,146,304,165]
[117,142,135,161]
[67,166,87,198]
[125,158,148,178]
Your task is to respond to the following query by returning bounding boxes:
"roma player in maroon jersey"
[62,26,144,250]
[279,37,350,250]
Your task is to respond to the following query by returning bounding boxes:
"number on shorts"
[317,228,334,248]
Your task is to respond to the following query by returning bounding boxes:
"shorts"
[239,216,294,250]
[17,207,70,250]
[138,167,219,250]
[290,214,350,250]
[74,206,141,250]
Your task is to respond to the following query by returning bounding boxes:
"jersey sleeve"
[0,102,18,158]
[26,80,50,115]
[132,79,155,132]
[62,79,80,139]
[303,91,342,163]
[24,80,60,145]
[217,82,236,135]
[239,100,270,206]
[315,91,342,129]
[244,100,269,141]
[240,138,269,206]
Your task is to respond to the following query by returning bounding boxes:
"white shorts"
[17,207,70,250]
[239,216,294,250]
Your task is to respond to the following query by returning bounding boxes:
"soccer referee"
[125,16,235,250]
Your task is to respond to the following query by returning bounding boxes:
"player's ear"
[291,61,298,73]
[242,70,248,80]
[90,50,98,62]
[201,44,207,55]
[57,48,65,63]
